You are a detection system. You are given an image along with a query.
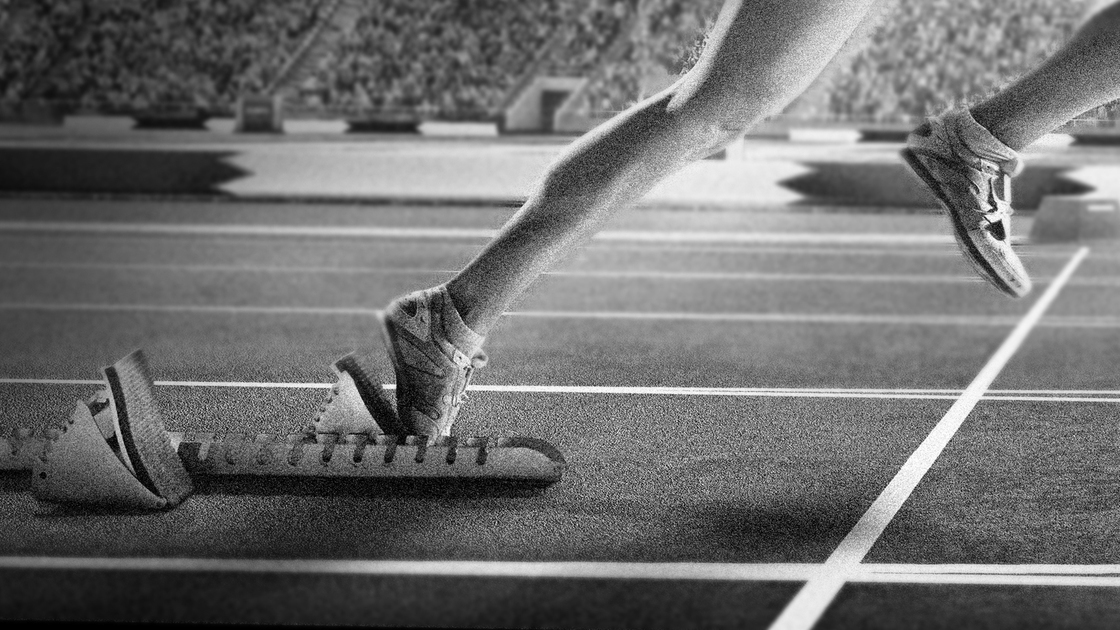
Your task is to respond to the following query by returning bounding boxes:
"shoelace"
[450,352,488,407]
[942,116,1021,220]
[958,158,1016,221]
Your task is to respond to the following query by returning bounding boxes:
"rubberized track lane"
[867,397,1120,565]
[0,570,801,628]
[2,199,1118,628]
[0,309,1010,388]
[0,232,1078,277]
[821,584,1120,630]
[0,387,948,563]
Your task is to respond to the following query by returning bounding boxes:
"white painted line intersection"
[768,246,1091,630]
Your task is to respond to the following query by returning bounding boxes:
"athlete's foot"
[378,285,487,440]
[902,109,1032,298]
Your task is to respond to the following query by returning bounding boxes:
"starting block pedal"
[310,353,406,436]
[31,351,194,509]
[6,349,565,510]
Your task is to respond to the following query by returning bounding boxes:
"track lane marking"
[0,556,815,580]
[1,555,1119,587]
[0,261,987,285]
[0,220,1005,245]
[0,303,1030,326]
[768,246,1090,630]
[3,380,1117,404]
[7,300,1115,328]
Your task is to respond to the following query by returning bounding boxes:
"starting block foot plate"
[311,352,405,436]
[32,350,193,509]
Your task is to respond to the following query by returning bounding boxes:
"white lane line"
[11,258,1118,286]
[509,311,1020,326]
[0,220,962,246]
[768,246,1090,630]
[0,236,966,258]
[1038,316,1120,328]
[0,303,1025,326]
[11,300,1115,328]
[0,302,379,316]
[2,555,1119,588]
[0,378,334,389]
[854,574,1120,587]
[869,563,1120,575]
[0,556,813,581]
[2,379,1117,404]
[0,261,983,285]
[3,381,1108,396]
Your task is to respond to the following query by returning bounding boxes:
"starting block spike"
[310,353,405,437]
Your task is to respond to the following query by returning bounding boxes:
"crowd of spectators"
[2,0,324,114]
[824,0,1087,122]
[304,0,569,118]
[0,0,84,107]
[575,0,721,115]
[0,0,1110,123]
[303,0,638,119]
[577,0,1088,121]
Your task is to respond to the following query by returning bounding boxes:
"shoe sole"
[901,148,1025,298]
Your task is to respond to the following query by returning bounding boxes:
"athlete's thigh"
[682,0,887,105]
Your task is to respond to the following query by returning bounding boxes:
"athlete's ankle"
[948,109,1022,175]
[387,285,485,357]
[435,284,485,357]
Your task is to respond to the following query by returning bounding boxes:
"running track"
[2,198,1120,629]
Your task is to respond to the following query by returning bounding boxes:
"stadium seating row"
[0,0,1105,124]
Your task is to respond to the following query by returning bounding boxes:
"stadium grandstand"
[0,0,1107,128]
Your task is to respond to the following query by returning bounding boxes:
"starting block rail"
[0,430,564,482]
[1,349,565,510]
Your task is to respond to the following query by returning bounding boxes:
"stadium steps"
[267,0,366,97]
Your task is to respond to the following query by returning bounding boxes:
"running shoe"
[378,286,487,440]
[902,110,1032,298]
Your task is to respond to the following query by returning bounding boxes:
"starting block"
[309,353,407,436]
[0,350,565,510]
[1030,195,1120,243]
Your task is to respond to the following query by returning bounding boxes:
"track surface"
[1,198,1119,629]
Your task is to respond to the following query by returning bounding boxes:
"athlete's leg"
[381,0,883,437]
[972,1,1120,151]
[903,1,1120,299]
[448,0,884,336]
